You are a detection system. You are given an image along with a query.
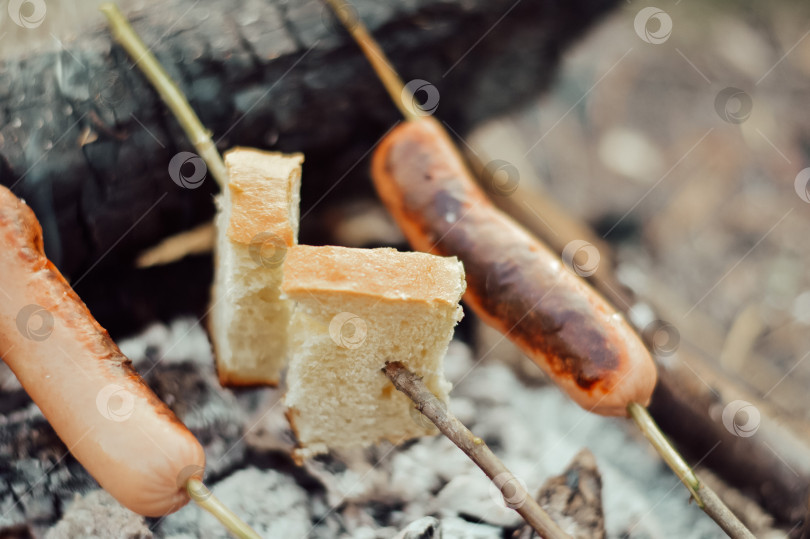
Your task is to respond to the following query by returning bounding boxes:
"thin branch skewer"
[627,403,754,539]
[99,3,229,188]
[186,479,262,539]
[323,0,418,121]
[328,1,757,536]
[383,361,571,539]
[100,6,261,538]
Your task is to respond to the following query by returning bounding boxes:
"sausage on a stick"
[373,117,656,416]
[0,185,204,517]
[324,1,755,536]
[0,184,259,538]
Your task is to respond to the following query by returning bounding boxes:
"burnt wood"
[0,0,617,333]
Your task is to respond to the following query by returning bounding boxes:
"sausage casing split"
[371,119,657,416]
[0,186,205,516]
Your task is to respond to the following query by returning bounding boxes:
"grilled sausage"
[0,185,205,516]
[371,118,656,416]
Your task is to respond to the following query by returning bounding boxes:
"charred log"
[0,0,618,334]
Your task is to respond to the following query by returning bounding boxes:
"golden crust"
[281,245,466,305]
[223,147,303,245]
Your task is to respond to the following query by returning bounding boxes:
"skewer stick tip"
[186,478,262,539]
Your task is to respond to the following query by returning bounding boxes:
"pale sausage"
[0,185,205,516]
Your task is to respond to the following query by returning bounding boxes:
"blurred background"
[500,0,810,417]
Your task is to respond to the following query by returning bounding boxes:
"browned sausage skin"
[371,119,656,416]
[0,185,205,516]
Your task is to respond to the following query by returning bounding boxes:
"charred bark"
[0,0,618,290]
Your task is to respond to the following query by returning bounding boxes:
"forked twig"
[383,361,571,539]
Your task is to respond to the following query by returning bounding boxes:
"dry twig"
[101,6,258,539]
[100,3,228,188]
[186,479,262,539]
[383,361,571,539]
[627,403,755,539]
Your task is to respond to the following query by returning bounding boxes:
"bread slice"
[210,147,303,386]
[281,245,466,458]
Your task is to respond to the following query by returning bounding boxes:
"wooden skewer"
[186,479,262,539]
[627,403,754,539]
[326,2,755,537]
[323,0,418,122]
[100,5,262,539]
[384,361,571,539]
[99,2,228,189]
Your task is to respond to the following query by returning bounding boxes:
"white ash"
[391,516,503,539]
[436,474,523,528]
[118,318,216,368]
[392,516,440,539]
[160,467,311,539]
[46,490,152,539]
[0,403,98,535]
[440,517,503,538]
[39,317,725,538]
[446,347,723,538]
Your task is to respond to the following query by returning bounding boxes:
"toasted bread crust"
[281,245,466,305]
[223,147,303,245]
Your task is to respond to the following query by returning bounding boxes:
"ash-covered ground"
[32,318,727,538]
